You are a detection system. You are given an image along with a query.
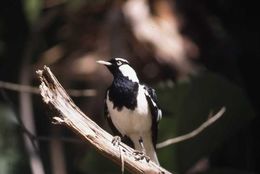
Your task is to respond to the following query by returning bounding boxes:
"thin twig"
[156,107,226,149]
[0,80,96,97]
[120,145,125,174]
[0,81,39,94]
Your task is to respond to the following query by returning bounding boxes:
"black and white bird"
[97,58,162,165]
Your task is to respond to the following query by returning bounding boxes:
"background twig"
[156,107,226,149]
[0,80,96,97]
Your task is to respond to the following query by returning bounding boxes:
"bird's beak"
[96,60,112,66]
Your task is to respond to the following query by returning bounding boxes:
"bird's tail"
[145,143,159,165]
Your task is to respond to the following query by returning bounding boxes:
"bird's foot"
[133,150,150,162]
[112,136,121,146]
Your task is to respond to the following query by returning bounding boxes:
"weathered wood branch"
[36,66,172,174]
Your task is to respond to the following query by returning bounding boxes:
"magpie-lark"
[97,58,162,165]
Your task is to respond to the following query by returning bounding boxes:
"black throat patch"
[108,75,139,111]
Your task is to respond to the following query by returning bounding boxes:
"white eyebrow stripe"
[114,58,129,63]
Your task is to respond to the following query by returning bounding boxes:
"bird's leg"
[112,136,121,146]
[133,137,150,162]
[139,138,146,154]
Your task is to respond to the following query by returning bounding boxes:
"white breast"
[106,86,152,136]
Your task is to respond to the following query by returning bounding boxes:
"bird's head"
[97,58,139,82]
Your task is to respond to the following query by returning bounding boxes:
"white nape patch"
[119,64,139,82]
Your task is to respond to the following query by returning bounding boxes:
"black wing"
[144,85,162,148]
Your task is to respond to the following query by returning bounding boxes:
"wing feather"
[143,85,162,148]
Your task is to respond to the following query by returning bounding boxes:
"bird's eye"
[116,61,122,66]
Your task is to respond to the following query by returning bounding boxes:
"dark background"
[0,0,259,173]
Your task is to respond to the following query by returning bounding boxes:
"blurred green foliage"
[23,0,42,25]
[0,104,30,174]
[156,72,254,173]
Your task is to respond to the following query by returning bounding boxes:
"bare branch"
[36,66,172,174]
[157,107,226,149]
